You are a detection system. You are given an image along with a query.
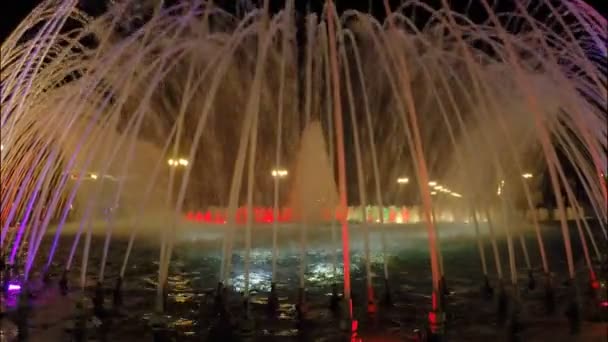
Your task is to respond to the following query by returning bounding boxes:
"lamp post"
[168,158,189,168]
[271,168,288,178]
[397,177,409,185]
[167,158,189,200]
[167,157,189,209]
[396,177,409,207]
[159,157,189,314]
[429,183,446,304]
[268,167,288,315]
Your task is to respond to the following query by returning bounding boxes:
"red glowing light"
[341,207,349,221]
[253,208,264,223]
[186,211,194,221]
[214,212,226,224]
[351,319,358,332]
[591,280,600,289]
[402,208,410,223]
[280,208,293,222]
[263,208,274,223]
[236,207,247,224]
[367,300,378,314]
[389,207,397,223]
[183,206,368,225]
[366,209,374,223]
[203,211,212,223]
[601,301,608,307]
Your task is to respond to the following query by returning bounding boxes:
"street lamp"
[271,168,288,178]
[428,181,438,187]
[397,177,409,184]
[168,158,189,167]
[497,180,505,196]
[522,173,533,179]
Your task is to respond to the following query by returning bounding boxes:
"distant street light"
[397,177,409,184]
[428,181,438,187]
[168,158,189,167]
[522,173,533,179]
[271,168,288,178]
[90,173,98,180]
[430,185,462,198]
[497,179,505,196]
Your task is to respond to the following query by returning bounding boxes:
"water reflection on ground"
[2,222,605,341]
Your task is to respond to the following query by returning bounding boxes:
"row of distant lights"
[70,172,117,181]
[497,173,534,195]
[271,169,288,178]
[71,160,284,180]
[168,158,189,167]
[0,145,556,198]
[397,177,462,198]
[167,159,289,179]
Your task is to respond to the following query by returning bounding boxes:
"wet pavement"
[0,222,606,341]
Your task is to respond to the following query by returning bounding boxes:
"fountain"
[0,0,606,340]
[289,121,339,224]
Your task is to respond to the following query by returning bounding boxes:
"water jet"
[236,299,255,340]
[149,313,170,342]
[16,286,30,341]
[266,282,278,316]
[382,278,393,306]
[329,282,341,313]
[0,0,605,340]
[112,277,123,308]
[565,283,581,335]
[59,269,69,296]
[544,274,556,315]
[482,276,494,299]
[497,283,509,325]
[70,298,88,342]
[93,281,105,318]
[527,270,536,291]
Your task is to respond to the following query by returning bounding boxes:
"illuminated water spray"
[0,0,606,338]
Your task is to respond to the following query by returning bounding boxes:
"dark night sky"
[1,0,606,42]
